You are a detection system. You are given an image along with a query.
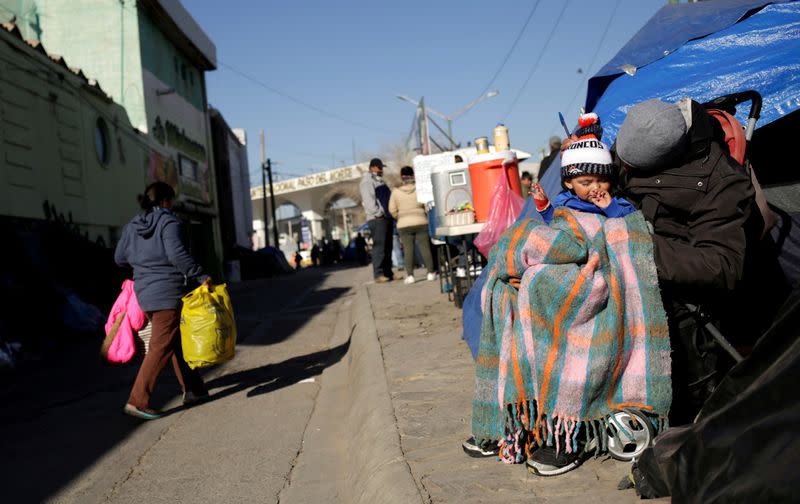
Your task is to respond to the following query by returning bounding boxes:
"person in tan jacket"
[389,166,437,284]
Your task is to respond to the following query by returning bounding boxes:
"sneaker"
[462,436,499,458]
[404,276,416,285]
[183,390,210,407]
[374,276,391,284]
[526,444,590,477]
[123,403,164,421]
[426,272,438,281]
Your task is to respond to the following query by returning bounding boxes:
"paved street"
[2,266,652,503]
[0,266,367,503]
[368,279,642,504]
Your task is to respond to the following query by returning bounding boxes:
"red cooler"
[468,151,522,222]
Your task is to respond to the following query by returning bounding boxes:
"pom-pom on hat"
[573,112,604,140]
[560,113,613,180]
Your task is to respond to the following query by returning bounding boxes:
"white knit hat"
[560,113,613,180]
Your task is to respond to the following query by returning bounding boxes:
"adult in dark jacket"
[614,98,761,423]
[615,98,757,302]
[115,182,210,420]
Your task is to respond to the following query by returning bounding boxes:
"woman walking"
[114,182,210,420]
[388,166,437,284]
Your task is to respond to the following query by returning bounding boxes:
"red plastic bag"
[474,170,525,258]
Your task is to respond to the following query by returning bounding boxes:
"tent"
[574,2,800,499]
[632,288,800,502]
[587,0,800,144]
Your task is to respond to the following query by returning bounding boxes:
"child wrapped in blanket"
[531,113,636,223]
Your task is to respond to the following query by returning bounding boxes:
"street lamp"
[397,90,499,150]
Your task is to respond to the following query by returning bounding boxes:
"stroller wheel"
[606,410,654,461]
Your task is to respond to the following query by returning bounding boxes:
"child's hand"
[531,182,547,201]
[531,183,550,211]
[590,190,612,209]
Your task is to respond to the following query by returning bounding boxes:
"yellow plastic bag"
[180,283,236,369]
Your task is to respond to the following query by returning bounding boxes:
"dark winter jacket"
[114,208,208,312]
[618,111,756,301]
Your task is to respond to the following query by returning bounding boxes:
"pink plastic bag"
[101,280,147,363]
[474,170,525,258]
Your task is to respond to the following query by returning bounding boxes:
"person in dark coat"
[615,98,758,301]
[614,98,766,424]
[114,182,209,420]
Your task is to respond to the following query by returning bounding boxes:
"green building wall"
[0,0,224,277]
[0,0,149,132]
[0,25,150,243]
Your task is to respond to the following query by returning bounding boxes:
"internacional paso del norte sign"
[268,163,370,196]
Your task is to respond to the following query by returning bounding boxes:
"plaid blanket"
[471,208,671,463]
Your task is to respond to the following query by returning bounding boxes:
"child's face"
[564,175,612,202]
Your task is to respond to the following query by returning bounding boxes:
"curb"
[343,286,424,504]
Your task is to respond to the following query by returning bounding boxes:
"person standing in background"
[538,136,563,181]
[520,171,533,198]
[389,166,437,284]
[360,158,394,282]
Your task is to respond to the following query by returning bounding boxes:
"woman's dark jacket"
[114,207,207,312]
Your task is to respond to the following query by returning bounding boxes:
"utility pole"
[260,129,279,249]
[260,130,268,248]
[447,119,455,151]
[419,97,431,155]
[265,157,279,249]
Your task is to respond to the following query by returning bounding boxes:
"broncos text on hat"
[560,113,613,180]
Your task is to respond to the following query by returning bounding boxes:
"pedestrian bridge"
[250,162,371,249]
[250,147,534,251]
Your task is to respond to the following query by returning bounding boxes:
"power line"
[475,0,542,99]
[219,62,401,136]
[503,0,571,121]
[126,1,404,138]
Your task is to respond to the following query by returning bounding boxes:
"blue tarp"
[587,1,800,145]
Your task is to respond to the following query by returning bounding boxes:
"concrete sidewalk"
[366,278,642,503]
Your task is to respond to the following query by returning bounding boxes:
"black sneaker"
[526,444,590,477]
[461,436,499,458]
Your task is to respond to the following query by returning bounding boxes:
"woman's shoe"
[404,275,416,285]
[123,403,164,420]
[426,272,438,281]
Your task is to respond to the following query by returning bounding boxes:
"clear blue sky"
[185,0,667,184]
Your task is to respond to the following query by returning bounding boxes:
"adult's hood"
[397,183,416,194]
[131,208,175,238]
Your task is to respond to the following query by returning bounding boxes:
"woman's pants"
[399,224,434,275]
[128,309,206,409]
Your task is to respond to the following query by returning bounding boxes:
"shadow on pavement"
[203,335,351,402]
[0,266,359,502]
